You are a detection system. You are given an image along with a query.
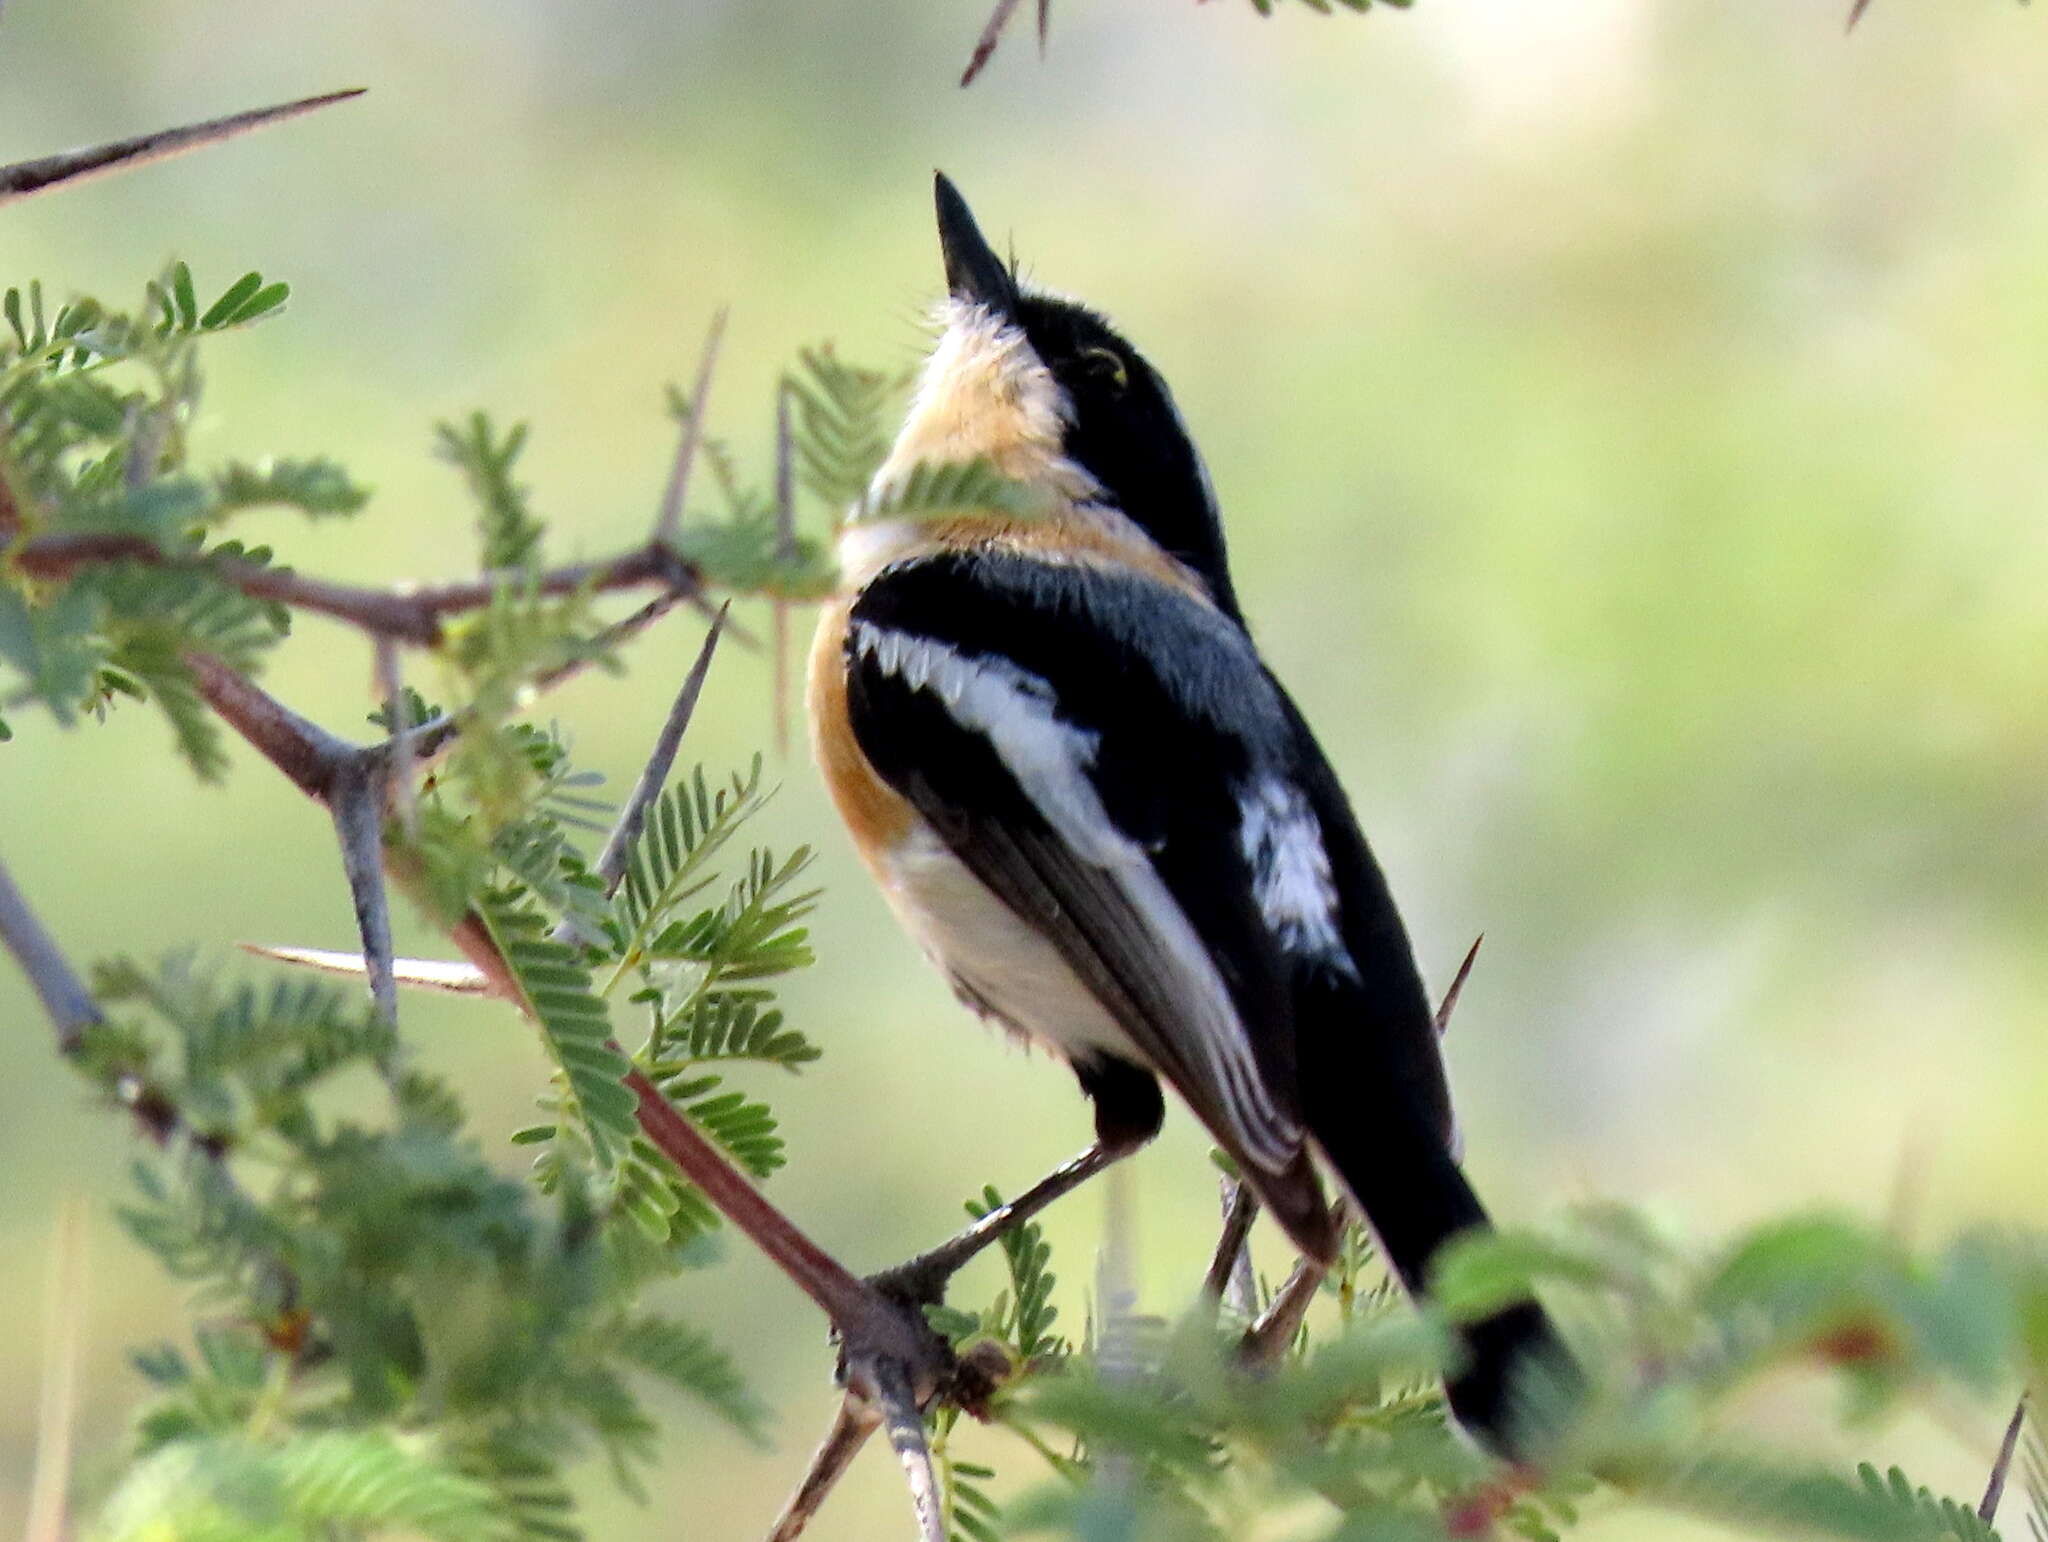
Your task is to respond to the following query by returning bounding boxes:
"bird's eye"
[1079,345,1129,391]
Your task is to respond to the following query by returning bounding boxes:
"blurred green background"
[4,0,2046,1535]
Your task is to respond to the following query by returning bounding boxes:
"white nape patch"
[834,517,930,592]
[851,620,1302,1172]
[1237,779,1354,972]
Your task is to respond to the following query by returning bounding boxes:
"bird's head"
[869,174,1239,617]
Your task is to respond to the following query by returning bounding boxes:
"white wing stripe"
[851,620,1302,1170]
[1237,779,1356,973]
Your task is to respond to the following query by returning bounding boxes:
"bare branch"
[181,653,394,1015]
[872,1362,946,1542]
[529,591,684,699]
[961,0,1026,85]
[1980,1394,2028,1523]
[403,589,699,788]
[1241,1257,1323,1367]
[765,1396,882,1542]
[238,942,489,994]
[1203,1180,1260,1306]
[0,88,365,208]
[592,606,728,895]
[0,852,103,1053]
[185,650,350,797]
[1846,0,1874,30]
[624,1066,879,1325]
[654,309,729,549]
[15,535,702,648]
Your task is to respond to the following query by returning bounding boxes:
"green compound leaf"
[476,886,637,1175]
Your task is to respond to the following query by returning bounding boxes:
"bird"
[807,172,1568,1455]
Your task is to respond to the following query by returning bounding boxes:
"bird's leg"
[867,1141,1123,1303]
[869,1053,1163,1304]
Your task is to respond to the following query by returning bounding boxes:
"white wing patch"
[1237,779,1355,974]
[850,620,1302,1172]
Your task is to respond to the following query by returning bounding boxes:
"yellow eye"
[1080,345,1129,391]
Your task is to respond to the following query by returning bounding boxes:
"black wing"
[845,549,1453,1176]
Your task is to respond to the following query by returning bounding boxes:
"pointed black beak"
[934,172,1017,317]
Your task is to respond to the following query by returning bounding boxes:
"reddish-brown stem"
[626,1069,876,1323]
[12,535,701,647]
[440,909,877,1326]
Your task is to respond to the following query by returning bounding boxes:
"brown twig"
[1979,1394,2028,1523]
[12,534,702,648]
[0,853,103,1053]
[1203,1180,1261,1306]
[627,1065,883,1324]
[766,1397,883,1542]
[1846,0,1874,30]
[184,650,350,795]
[1241,1257,1322,1367]
[0,89,365,208]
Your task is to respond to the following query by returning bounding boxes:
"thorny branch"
[0,89,365,208]
[12,532,704,648]
[188,616,984,1542]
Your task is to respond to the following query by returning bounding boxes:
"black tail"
[1302,1081,1572,1457]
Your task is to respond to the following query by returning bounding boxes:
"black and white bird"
[809,174,1566,1453]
